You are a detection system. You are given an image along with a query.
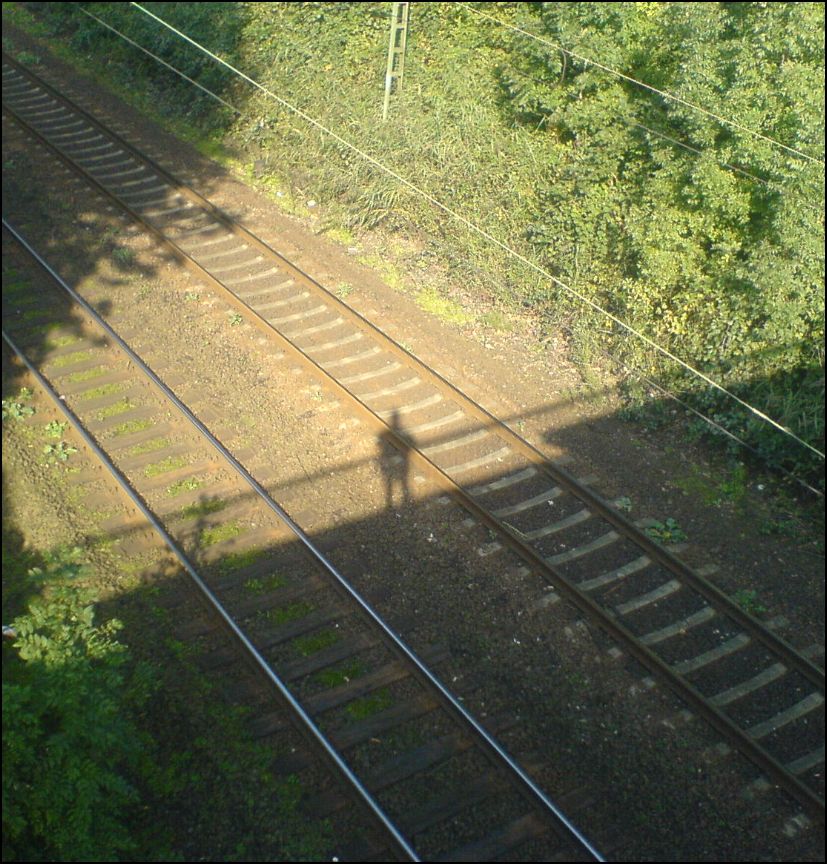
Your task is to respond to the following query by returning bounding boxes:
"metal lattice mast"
[382,2,409,121]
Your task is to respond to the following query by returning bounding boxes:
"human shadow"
[378,408,411,509]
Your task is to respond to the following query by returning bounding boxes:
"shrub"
[3,585,145,861]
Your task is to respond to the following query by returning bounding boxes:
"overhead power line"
[458,2,825,168]
[79,3,825,466]
[500,63,825,213]
[606,354,824,498]
[78,9,241,117]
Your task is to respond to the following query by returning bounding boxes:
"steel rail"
[2,335,417,864]
[3,217,605,861]
[3,58,823,822]
[1,222,420,864]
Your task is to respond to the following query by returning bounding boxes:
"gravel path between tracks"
[2,22,824,862]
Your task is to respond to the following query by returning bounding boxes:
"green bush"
[3,585,145,861]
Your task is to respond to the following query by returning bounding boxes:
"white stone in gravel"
[782,814,811,838]
[741,777,773,800]
[531,591,560,610]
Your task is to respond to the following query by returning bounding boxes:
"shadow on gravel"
[378,407,412,508]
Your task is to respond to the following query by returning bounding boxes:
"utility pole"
[382,2,410,121]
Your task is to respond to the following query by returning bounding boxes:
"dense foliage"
[2,584,143,861]
[494,2,825,478]
[27,2,827,482]
[0,537,331,862]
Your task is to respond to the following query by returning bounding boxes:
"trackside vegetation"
[2,567,144,861]
[0,400,331,859]
[9,1,825,486]
[1,532,333,862]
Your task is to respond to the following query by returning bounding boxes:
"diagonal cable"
[458,2,825,167]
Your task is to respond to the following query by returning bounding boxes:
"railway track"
[2,220,603,861]
[3,53,823,827]
[0,346,387,863]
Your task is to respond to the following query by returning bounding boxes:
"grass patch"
[293,629,339,657]
[117,550,164,576]
[180,498,226,520]
[314,661,364,688]
[45,420,68,438]
[95,398,135,421]
[324,226,356,246]
[242,571,286,593]
[415,286,473,326]
[48,350,94,369]
[144,455,188,478]
[674,470,722,505]
[259,601,314,626]
[112,247,134,266]
[110,418,153,437]
[194,132,233,164]
[66,366,107,384]
[715,464,749,505]
[126,437,173,457]
[243,162,302,212]
[346,688,392,720]
[758,517,803,540]
[675,464,750,508]
[77,382,126,401]
[645,518,688,544]
[732,589,767,618]
[16,49,41,65]
[19,309,48,322]
[3,276,28,295]
[22,321,62,337]
[357,254,405,291]
[45,334,82,350]
[217,546,268,575]
[199,520,244,547]
[480,309,513,331]
[165,477,204,497]
[42,441,78,464]
[87,534,121,555]
[2,399,35,421]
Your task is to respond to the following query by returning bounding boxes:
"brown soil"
[2,17,824,862]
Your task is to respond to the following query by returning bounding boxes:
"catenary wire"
[457,1,825,168]
[499,63,825,213]
[76,11,241,117]
[4,212,608,864]
[606,354,824,498]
